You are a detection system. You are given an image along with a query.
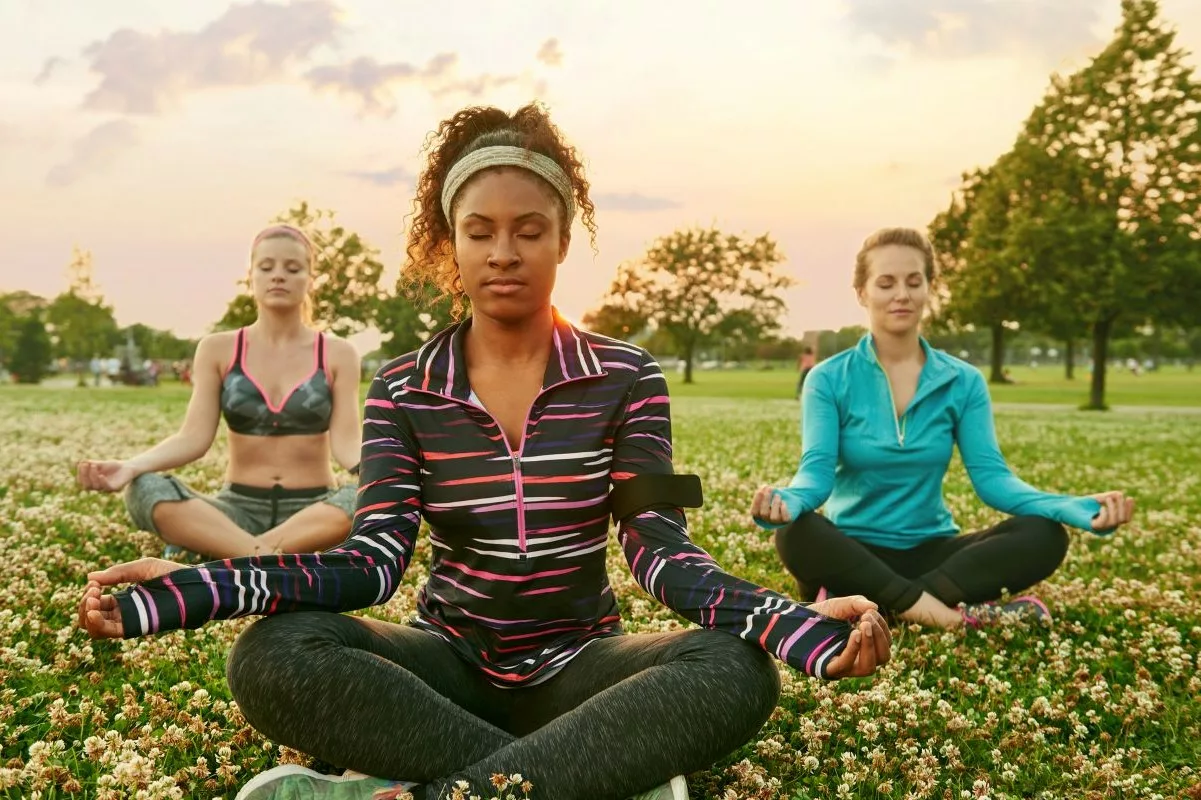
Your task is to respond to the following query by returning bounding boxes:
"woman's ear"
[558,231,571,264]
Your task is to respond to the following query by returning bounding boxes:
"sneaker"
[630,775,688,800]
[234,765,415,800]
[961,595,1053,629]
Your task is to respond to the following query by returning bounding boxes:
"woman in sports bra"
[76,225,364,560]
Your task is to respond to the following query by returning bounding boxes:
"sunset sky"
[3,0,1200,352]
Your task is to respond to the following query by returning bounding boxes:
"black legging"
[774,513,1070,612]
[226,612,781,800]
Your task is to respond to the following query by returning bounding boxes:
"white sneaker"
[234,764,414,800]
[630,775,688,800]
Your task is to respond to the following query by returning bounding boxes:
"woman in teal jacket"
[752,227,1134,629]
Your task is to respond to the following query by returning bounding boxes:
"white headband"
[440,145,576,226]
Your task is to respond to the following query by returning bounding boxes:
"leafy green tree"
[596,226,793,383]
[10,312,52,384]
[579,302,648,342]
[930,162,1032,383]
[45,248,119,385]
[0,291,48,369]
[375,283,456,356]
[1013,0,1201,408]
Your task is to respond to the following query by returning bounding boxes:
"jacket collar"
[410,308,606,401]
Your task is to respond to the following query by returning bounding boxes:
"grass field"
[666,364,1201,408]
[0,383,1198,799]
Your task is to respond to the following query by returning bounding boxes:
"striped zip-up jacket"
[115,315,854,684]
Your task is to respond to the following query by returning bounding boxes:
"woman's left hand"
[1089,490,1134,532]
[810,594,892,678]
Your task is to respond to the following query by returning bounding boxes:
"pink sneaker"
[961,595,1052,629]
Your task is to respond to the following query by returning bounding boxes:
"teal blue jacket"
[760,335,1105,549]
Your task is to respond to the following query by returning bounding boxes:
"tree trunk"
[683,340,695,384]
[989,324,1007,383]
[1064,338,1075,381]
[1086,320,1111,410]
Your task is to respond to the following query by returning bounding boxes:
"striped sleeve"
[613,352,854,679]
[114,366,423,638]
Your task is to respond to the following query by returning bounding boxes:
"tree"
[930,162,1032,383]
[375,283,456,355]
[121,323,198,362]
[579,302,648,342]
[1014,0,1201,409]
[596,226,793,383]
[215,202,386,336]
[10,312,52,384]
[0,291,48,369]
[46,248,119,385]
[1187,328,1201,370]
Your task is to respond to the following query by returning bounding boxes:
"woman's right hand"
[77,558,183,639]
[76,460,138,493]
[750,486,793,526]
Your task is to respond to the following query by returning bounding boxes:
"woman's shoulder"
[193,330,239,364]
[318,332,362,364]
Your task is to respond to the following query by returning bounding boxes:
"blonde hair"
[853,227,937,291]
[250,225,316,326]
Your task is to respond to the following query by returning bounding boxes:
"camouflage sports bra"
[220,328,333,437]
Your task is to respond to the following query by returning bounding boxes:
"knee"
[123,473,173,532]
[227,612,336,708]
[1016,516,1070,567]
[695,632,781,724]
[324,485,357,522]
[773,512,823,558]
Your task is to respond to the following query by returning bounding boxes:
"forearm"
[124,433,212,475]
[620,512,851,677]
[331,433,362,472]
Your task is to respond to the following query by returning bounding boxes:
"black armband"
[609,473,704,523]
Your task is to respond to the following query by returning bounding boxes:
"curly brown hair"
[401,102,597,317]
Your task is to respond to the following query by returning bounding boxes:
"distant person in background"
[76,225,362,560]
[796,345,816,399]
[754,227,1134,629]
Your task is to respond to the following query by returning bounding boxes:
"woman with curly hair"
[78,103,891,800]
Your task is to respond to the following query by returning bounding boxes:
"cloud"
[342,165,414,187]
[305,52,536,116]
[843,0,1104,64]
[45,120,139,187]
[536,39,563,67]
[33,57,65,86]
[77,0,342,114]
[594,192,682,212]
[304,52,455,116]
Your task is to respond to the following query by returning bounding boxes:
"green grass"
[0,385,1198,798]
[665,363,1201,407]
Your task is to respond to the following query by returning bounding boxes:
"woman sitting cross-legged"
[753,227,1134,630]
[77,103,891,800]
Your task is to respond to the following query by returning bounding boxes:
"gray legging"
[226,612,782,800]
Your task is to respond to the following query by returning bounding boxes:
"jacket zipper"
[870,351,907,447]
[408,374,598,561]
